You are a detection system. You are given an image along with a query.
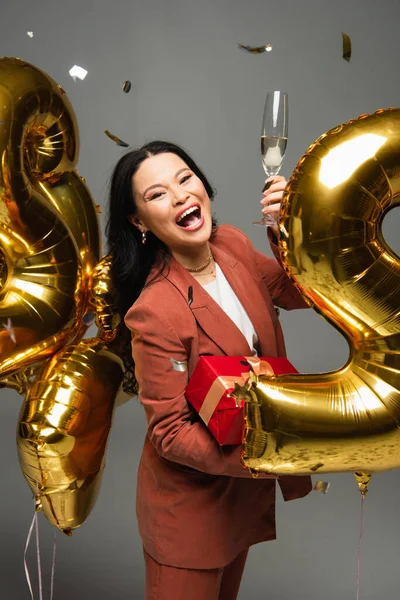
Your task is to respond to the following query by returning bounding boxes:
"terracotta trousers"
[143,548,249,600]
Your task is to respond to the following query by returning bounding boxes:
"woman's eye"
[180,174,192,184]
[148,191,164,201]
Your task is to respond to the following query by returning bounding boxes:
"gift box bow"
[198,357,274,425]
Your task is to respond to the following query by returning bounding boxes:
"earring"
[142,231,147,245]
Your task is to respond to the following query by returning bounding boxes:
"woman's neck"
[171,243,212,272]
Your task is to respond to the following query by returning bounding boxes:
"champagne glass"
[253,91,288,226]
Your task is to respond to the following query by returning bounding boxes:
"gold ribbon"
[244,357,274,377]
[198,357,274,425]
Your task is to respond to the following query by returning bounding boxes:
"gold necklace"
[186,252,214,273]
[193,262,216,278]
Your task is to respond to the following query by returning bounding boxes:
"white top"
[203,264,259,355]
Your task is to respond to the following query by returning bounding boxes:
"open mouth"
[176,205,202,229]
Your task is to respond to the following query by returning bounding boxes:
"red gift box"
[186,356,298,445]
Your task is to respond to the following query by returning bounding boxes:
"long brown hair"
[105,140,217,395]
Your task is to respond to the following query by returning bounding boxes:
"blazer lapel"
[165,243,275,357]
[166,255,251,356]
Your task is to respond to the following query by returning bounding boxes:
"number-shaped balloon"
[0,58,123,531]
[0,57,100,374]
[242,108,400,488]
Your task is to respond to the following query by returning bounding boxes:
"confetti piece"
[104,129,129,148]
[122,80,132,93]
[238,43,272,55]
[170,357,187,372]
[313,481,331,494]
[342,32,352,62]
[57,85,66,95]
[95,204,102,214]
[2,318,16,344]
[69,65,88,81]
[27,31,34,38]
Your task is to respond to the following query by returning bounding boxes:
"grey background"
[1,0,400,598]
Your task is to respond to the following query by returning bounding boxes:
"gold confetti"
[313,481,330,494]
[95,204,102,214]
[122,80,131,93]
[342,32,352,62]
[104,129,129,148]
[238,43,272,55]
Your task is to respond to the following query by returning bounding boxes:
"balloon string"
[356,495,365,600]
[35,512,43,600]
[24,508,56,600]
[24,511,37,600]
[50,532,57,600]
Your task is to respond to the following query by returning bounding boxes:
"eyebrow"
[143,167,191,197]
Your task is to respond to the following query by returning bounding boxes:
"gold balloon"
[0,57,100,376]
[17,338,123,533]
[90,254,121,340]
[241,108,400,491]
[0,57,124,531]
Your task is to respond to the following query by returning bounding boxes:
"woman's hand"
[260,175,287,237]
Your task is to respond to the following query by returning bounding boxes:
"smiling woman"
[106,141,218,335]
[105,140,312,600]
[129,152,214,268]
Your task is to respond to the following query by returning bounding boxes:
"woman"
[106,141,311,600]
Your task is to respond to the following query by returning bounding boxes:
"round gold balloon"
[0,57,124,531]
[241,108,400,489]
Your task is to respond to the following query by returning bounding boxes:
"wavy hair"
[105,141,217,395]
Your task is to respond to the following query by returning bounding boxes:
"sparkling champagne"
[261,136,288,175]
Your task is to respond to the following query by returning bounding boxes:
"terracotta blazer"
[125,224,312,570]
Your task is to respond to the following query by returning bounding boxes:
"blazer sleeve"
[125,300,275,479]
[232,225,309,311]
[259,232,309,310]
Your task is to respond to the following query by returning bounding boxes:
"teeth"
[177,206,199,223]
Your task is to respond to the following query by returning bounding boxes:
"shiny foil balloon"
[0,57,124,531]
[0,57,100,378]
[241,108,400,487]
[90,254,121,340]
[17,338,123,533]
